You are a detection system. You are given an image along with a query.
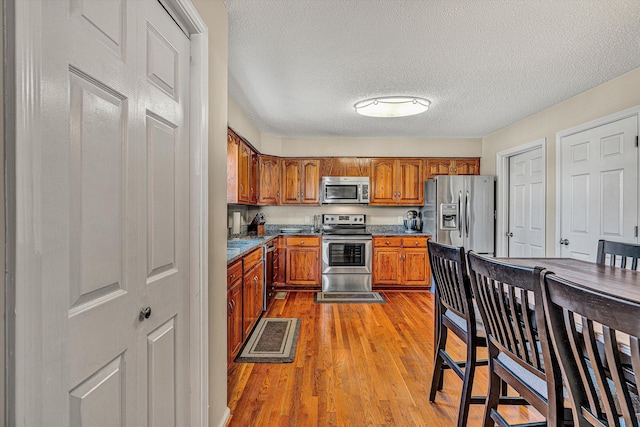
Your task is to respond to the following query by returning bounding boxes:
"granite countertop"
[226,235,278,264]
[227,230,431,264]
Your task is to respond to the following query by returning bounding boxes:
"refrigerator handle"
[458,191,462,238]
[465,191,470,238]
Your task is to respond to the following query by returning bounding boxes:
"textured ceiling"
[224,0,640,138]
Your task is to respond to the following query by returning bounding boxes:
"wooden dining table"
[494,257,640,304]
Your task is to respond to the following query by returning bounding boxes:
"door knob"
[507,232,513,237]
[139,307,152,321]
[559,238,570,245]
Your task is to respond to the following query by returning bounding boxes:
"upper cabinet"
[370,158,424,206]
[227,130,239,204]
[281,159,321,205]
[425,158,480,180]
[227,128,258,205]
[258,155,280,206]
[320,157,371,177]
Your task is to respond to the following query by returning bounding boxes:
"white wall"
[228,94,262,151]
[191,0,229,425]
[281,137,481,158]
[254,205,421,227]
[482,66,640,256]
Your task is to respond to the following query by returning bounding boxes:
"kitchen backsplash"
[249,205,422,226]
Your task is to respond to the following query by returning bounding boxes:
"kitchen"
[219,1,640,426]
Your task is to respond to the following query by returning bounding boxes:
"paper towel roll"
[232,211,241,235]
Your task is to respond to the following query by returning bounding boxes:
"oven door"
[322,236,372,274]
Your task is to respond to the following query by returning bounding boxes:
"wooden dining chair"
[596,239,640,269]
[427,239,488,427]
[541,272,640,427]
[467,252,566,427]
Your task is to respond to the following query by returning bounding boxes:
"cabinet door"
[402,248,430,285]
[251,261,264,321]
[425,158,453,180]
[243,262,263,337]
[281,159,301,205]
[372,247,401,284]
[370,159,396,205]
[301,159,320,204]
[238,141,252,203]
[286,247,320,285]
[453,158,480,175]
[397,159,424,205]
[250,150,259,204]
[227,279,243,364]
[258,156,280,205]
[227,130,239,203]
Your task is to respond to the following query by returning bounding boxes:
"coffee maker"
[403,210,422,233]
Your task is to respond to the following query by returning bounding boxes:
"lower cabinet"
[227,246,265,365]
[227,260,243,365]
[372,236,431,287]
[243,259,264,338]
[285,236,321,286]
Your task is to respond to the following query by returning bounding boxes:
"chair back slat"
[596,239,640,270]
[542,273,640,427]
[428,240,472,319]
[468,253,546,374]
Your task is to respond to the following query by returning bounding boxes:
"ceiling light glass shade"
[354,96,431,117]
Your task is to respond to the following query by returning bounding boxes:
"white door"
[508,147,545,257]
[18,0,190,425]
[559,116,639,260]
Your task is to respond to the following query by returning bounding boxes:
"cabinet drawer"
[285,236,320,247]
[373,237,402,247]
[243,247,264,272]
[401,237,428,247]
[227,260,242,287]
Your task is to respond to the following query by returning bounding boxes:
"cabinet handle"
[385,241,390,245]
[415,241,419,245]
[228,301,233,314]
[230,274,235,279]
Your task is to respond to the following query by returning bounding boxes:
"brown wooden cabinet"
[370,158,424,206]
[242,247,264,338]
[281,159,320,205]
[227,128,259,205]
[285,236,321,286]
[425,158,480,180]
[258,155,280,205]
[227,130,240,204]
[372,236,430,287]
[227,260,243,364]
[320,157,371,177]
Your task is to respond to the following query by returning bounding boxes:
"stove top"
[321,214,368,235]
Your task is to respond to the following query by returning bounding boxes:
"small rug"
[235,318,300,363]
[274,291,287,299]
[314,292,386,304]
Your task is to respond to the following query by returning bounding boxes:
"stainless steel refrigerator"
[421,175,495,255]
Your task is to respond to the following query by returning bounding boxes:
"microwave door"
[325,184,358,202]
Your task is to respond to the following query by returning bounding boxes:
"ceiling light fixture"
[354,96,431,118]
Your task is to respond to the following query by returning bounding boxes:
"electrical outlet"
[398,216,403,224]
[304,216,310,223]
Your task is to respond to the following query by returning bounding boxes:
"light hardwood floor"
[227,291,543,426]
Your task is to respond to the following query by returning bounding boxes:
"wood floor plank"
[227,291,544,426]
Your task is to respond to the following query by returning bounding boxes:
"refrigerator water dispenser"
[440,203,458,230]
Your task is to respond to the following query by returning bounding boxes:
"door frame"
[5,0,209,425]
[555,105,640,257]
[495,138,546,257]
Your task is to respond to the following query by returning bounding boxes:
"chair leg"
[456,338,477,427]
[429,325,448,402]
[483,357,501,427]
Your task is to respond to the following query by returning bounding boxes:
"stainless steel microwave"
[321,176,370,204]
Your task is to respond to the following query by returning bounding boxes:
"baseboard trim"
[215,407,231,427]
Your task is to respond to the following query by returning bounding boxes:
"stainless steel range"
[321,214,372,292]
